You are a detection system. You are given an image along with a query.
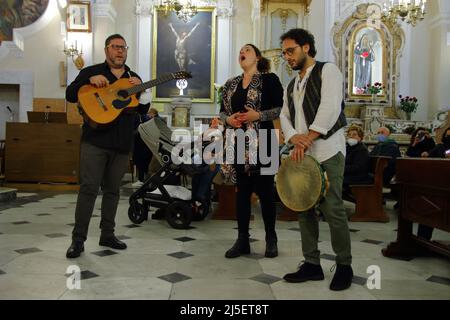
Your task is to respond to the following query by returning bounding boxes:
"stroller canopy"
[138,117,175,165]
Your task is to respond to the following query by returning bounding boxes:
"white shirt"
[280,62,346,163]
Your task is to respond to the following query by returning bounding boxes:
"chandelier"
[382,0,427,27]
[158,0,198,23]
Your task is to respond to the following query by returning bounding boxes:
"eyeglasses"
[281,45,300,58]
[107,44,129,51]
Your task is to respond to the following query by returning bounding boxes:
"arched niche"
[332,3,405,118]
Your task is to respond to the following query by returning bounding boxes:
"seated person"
[343,125,372,200]
[422,126,450,159]
[406,127,435,158]
[417,126,450,240]
[370,126,401,186]
[191,118,223,206]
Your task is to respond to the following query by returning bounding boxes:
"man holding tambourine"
[279,29,353,291]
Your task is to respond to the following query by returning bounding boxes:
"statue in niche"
[354,33,375,92]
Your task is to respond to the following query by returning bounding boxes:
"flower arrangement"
[364,82,385,95]
[398,95,418,113]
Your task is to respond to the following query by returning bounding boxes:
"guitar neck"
[126,73,175,96]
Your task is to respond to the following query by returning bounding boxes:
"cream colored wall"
[407,19,431,121]
[429,23,450,117]
[92,18,116,65]
[0,8,66,99]
[112,0,137,71]
[408,0,450,120]
[307,0,326,61]
[231,0,253,76]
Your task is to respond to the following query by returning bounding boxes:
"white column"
[135,0,154,82]
[216,3,234,86]
[323,0,336,62]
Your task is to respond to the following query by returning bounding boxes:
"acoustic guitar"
[77,71,191,125]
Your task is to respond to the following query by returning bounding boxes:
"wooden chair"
[349,156,391,222]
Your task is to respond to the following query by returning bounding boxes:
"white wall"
[307,0,326,61]
[231,0,253,76]
[112,0,136,70]
[0,85,20,140]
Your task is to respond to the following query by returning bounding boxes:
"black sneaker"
[283,262,325,283]
[99,235,127,250]
[329,264,353,291]
[225,238,250,258]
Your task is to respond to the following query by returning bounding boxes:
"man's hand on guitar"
[129,77,142,85]
[89,75,110,88]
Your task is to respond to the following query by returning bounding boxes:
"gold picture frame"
[67,1,91,33]
[152,7,217,103]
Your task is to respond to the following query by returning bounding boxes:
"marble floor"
[0,182,449,300]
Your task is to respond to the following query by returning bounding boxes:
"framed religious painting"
[67,1,92,33]
[152,7,217,103]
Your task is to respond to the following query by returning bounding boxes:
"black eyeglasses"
[281,45,300,58]
[107,44,129,51]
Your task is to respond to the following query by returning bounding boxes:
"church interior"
[0,0,449,300]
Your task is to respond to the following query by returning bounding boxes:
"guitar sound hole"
[117,90,129,98]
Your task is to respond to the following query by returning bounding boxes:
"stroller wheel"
[165,201,192,229]
[128,202,147,224]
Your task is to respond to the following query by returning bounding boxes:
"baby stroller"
[128,117,214,229]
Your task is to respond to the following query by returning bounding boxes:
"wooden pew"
[0,139,5,183]
[212,183,237,220]
[349,156,390,222]
[382,158,450,259]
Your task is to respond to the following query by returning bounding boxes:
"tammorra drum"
[276,155,329,212]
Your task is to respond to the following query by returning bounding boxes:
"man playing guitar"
[65,34,149,258]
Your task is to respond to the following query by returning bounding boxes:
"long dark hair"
[246,43,271,73]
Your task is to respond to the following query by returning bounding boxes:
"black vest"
[286,61,347,139]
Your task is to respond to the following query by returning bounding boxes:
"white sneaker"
[131,181,144,188]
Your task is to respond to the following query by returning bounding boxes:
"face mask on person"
[347,138,358,146]
[377,134,387,142]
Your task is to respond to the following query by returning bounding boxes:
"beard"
[109,56,126,68]
[291,55,307,71]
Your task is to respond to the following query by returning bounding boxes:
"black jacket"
[406,138,435,157]
[428,141,450,158]
[344,142,372,185]
[66,61,149,154]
